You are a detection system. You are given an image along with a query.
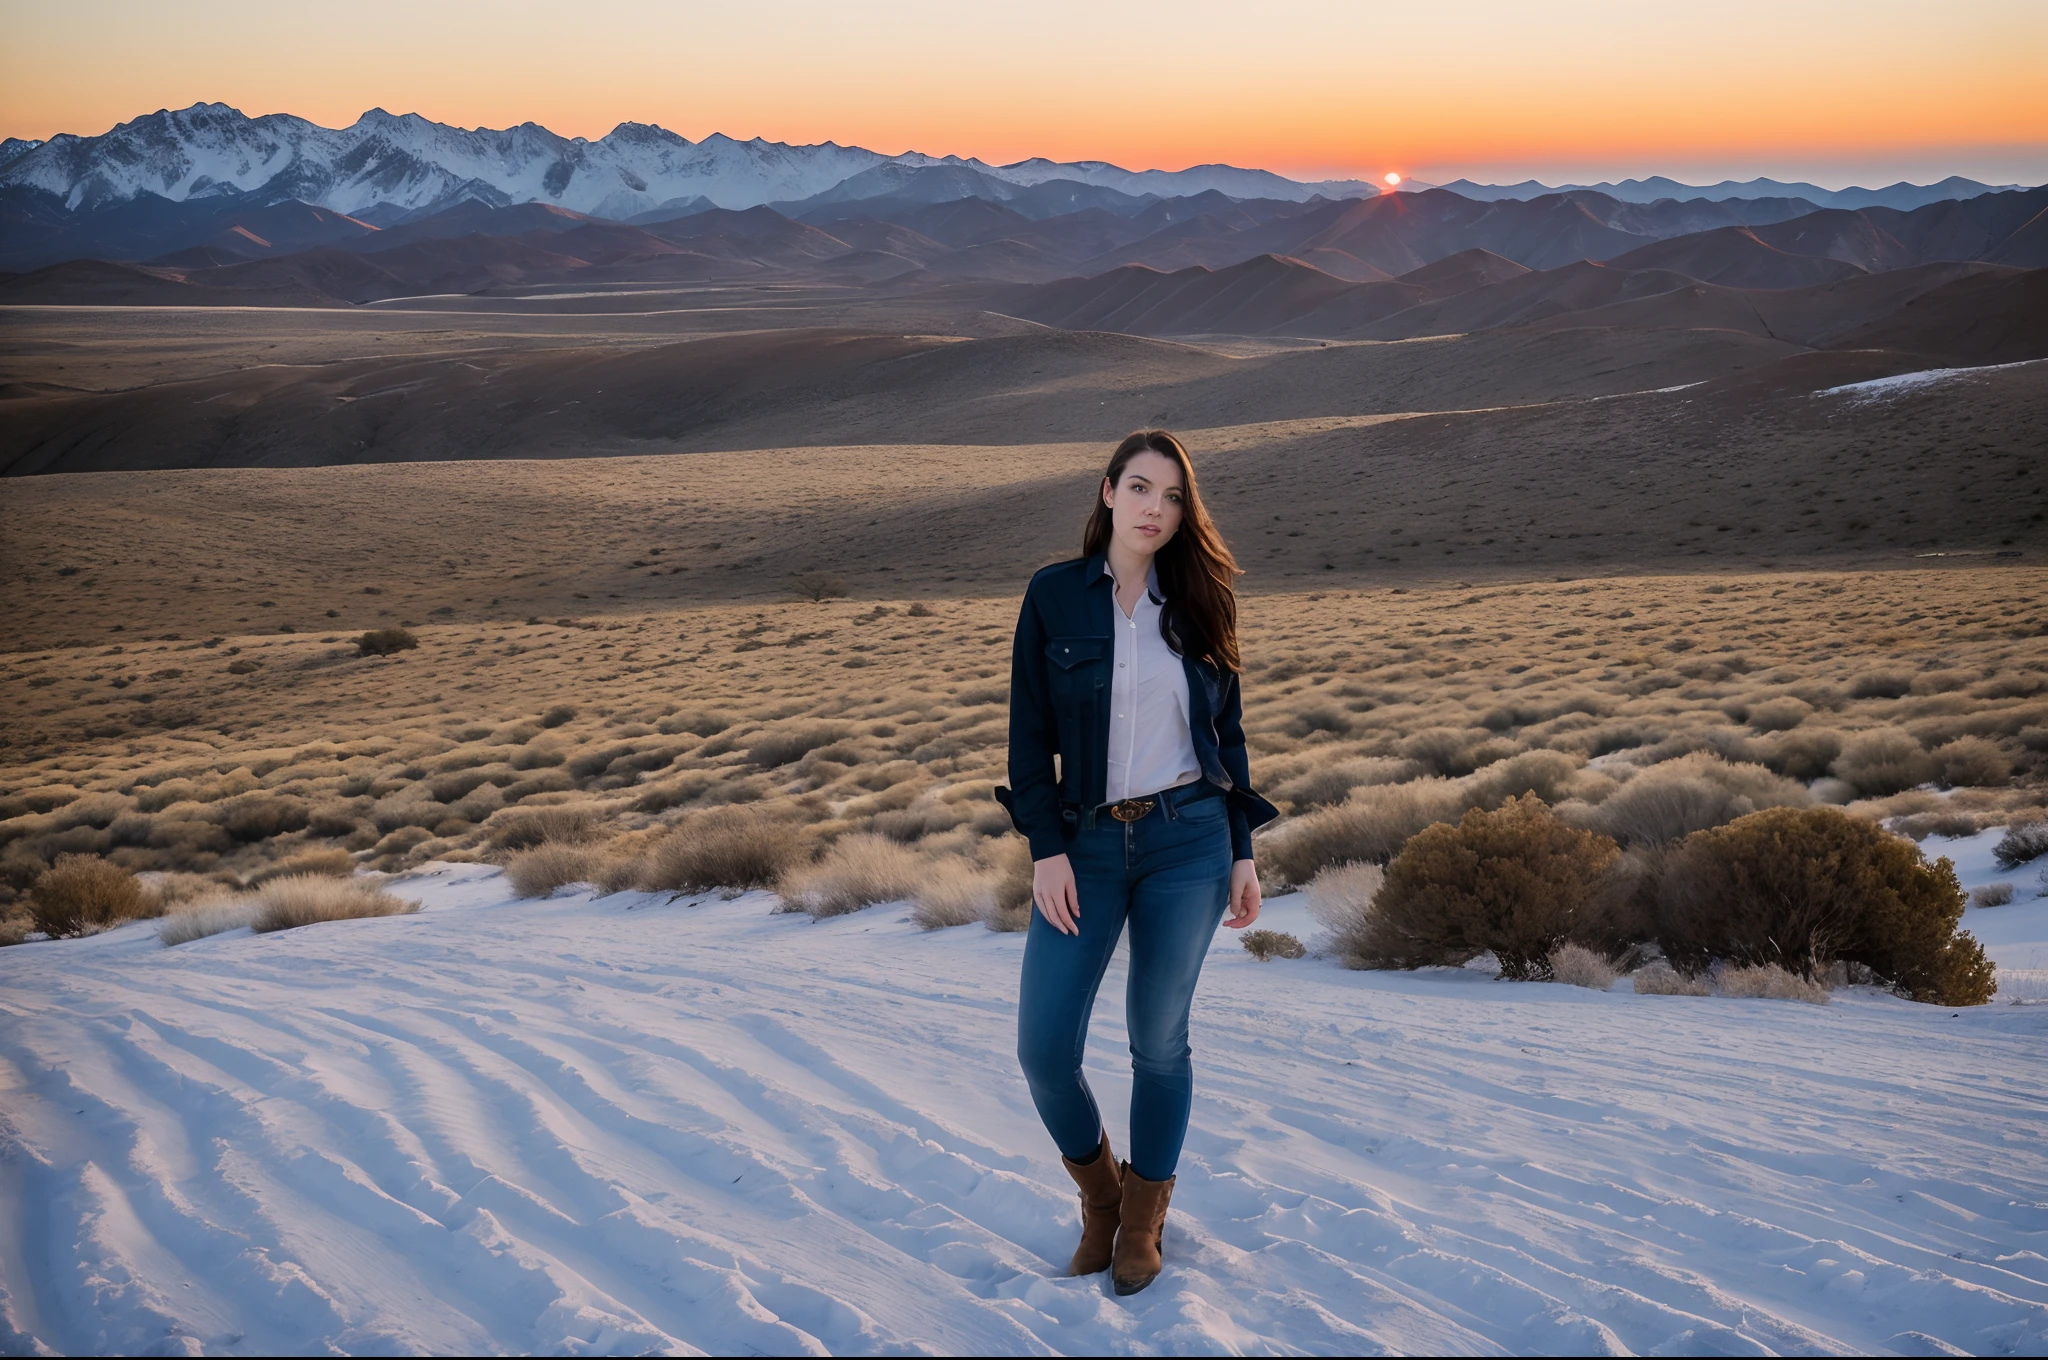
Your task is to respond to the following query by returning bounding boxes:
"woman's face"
[1102,449,1185,559]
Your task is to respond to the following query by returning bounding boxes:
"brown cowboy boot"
[1111,1161,1175,1296]
[1061,1134,1123,1275]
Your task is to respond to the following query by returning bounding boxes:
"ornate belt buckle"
[1110,798,1155,822]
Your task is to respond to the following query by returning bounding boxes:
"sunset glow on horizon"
[3,0,2043,188]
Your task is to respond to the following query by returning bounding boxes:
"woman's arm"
[1213,669,1264,862]
[1002,583,1067,862]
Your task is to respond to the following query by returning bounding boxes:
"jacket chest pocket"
[1045,636,1110,712]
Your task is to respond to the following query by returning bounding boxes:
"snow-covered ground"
[1,832,2043,1357]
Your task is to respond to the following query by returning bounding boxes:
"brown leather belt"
[1108,798,1157,822]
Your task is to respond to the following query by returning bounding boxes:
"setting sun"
[1385,172,1403,185]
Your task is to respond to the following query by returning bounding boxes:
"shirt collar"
[1100,557,1165,604]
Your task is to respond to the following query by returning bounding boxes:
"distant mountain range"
[2,103,2029,231]
[0,103,1377,223]
[1429,175,2030,211]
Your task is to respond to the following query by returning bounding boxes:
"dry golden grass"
[0,566,2041,920]
[1632,961,1713,996]
[1548,943,1621,990]
[1715,963,1831,1004]
[247,874,419,933]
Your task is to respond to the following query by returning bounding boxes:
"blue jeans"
[1016,793,1233,1183]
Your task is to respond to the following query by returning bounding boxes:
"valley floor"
[1,833,2043,1357]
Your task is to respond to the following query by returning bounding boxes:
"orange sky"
[5,0,2044,187]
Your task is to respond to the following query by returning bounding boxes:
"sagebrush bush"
[1994,820,2048,868]
[29,854,154,938]
[1831,728,1936,797]
[639,805,809,892]
[910,860,993,929]
[1933,736,2011,788]
[487,803,601,850]
[1968,882,2015,908]
[1548,942,1618,990]
[1654,806,1994,1004]
[249,875,419,932]
[1354,795,1623,979]
[218,794,311,842]
[1302,861,1381,958]
[779,833,926,917]
[1716,963,1829,1004]
[981,835,1034,931]
[1270,757,1418,810]
[159,898,260,946]
[505,843,602,898]
[1241,929,1306,961]
[0,910,33,947]
[246,847,354,886]
[1464,749,1585,810]
[1632,961,1710,996]
[1586,753,1808,848]
[357,628,419,657]
[1745,697,1812,732]
[1260,778,1464,885]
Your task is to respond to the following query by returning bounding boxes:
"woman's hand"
[1224,859,1261,929]
[1032,853,1081,935]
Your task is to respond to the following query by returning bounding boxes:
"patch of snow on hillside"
[0,864,2041,1355]
[1818,357,2048,401]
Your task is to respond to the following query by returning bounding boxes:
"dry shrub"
[1933,737,2011,788]
[1548,942,1619,990]
[1270,757,1419,810]
[1848,671,1913,700]
[1463,749,1583,810]
[159,898,260,946]
[356,628,418,657]
[1654,806,1994,1004]
[1968,882,2016,907]
[486,803,601,850]
[748,725,849,770]
[246,847,355,886]
[505,843,602,898]
[982,835,1034,931]
[1587,753,1808,848]
[29,854,155,938]
[1746,697,1812,732]
[218,793,311,842]
[1912,669,1976,696]
[911,860,994,929]
[1753,727,1843,780]
[1303,861,1381,959]
[640,805,809,892]
[1994,820,2048,869]
[1,910,34,947]
[1355,795,1622,979]
[141,870,232,912]
[540,704,577,728]
[1632,961,1711,996]
[658,710,734,738]
[1260,778,1464,886]
[1242,929,1306,961]
[250,874,419,933]
[1399,727,1493,777]
[1716,964,1829,1004]
[779,833,925,917]
[1831,728,1936,797]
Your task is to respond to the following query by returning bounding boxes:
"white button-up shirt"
[1104,561,1203,803]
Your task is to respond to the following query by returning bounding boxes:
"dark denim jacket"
[995,554,1279,862]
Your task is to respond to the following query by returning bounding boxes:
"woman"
[995,429,1278,1296]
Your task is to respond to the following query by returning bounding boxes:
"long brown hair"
[1083,430,1242,672]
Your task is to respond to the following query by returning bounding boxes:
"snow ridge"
[0,103,1377,217]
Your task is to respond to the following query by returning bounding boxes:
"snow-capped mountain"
[0,104,1375,219]
[0,104,907,217]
